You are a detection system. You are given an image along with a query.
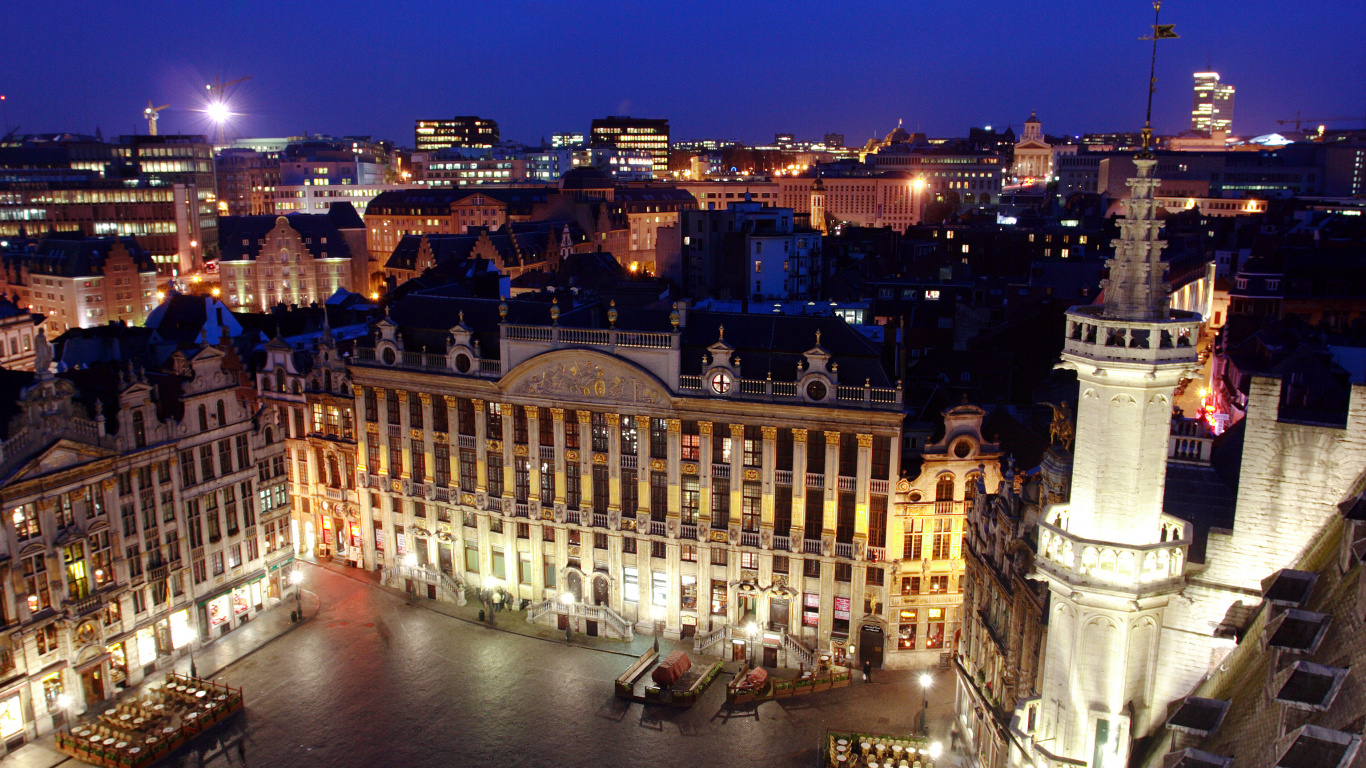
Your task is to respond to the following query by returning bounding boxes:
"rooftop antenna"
[1138,1,1180,158]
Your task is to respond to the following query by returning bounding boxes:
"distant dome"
[883,125,911,144]
[558,166,613,190]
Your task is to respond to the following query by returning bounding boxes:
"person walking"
[862,659,872,683]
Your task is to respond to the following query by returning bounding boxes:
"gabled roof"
[6,235,156,278]
[218,206,359,263]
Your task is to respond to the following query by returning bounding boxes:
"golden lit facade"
[346,300,908,668]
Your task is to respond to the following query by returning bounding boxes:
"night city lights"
[0,1,1363,767]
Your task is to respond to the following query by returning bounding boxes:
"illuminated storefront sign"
[208,595,230,627]
[170,609,193,649]
[0,695,23,739]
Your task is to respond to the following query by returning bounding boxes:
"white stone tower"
[1029,149,1202,766]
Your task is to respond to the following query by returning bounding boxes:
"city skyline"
[3,0,1364,146]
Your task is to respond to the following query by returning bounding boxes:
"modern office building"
[590,117,670,178]
[1191,72,1235,135]
[414,117,500,152]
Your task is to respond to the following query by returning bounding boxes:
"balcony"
[513,503,530,519]
[592,512,609,529]
[1035,519,1189,594]
[620,454,638,470]
[804,539,822,555]
[649,521,666,537]
[835,542,854,559]
[1062,305,1200,365]
[866,546,886,562]
[565,509,581,526]
[680,523,698,540]
[773,535,790,552]
[805,473,824,489]
[740,532,760,548]
[64,593,103,618]
[870,479,889,496]
[774,470,792,486]
[712,464,730,480]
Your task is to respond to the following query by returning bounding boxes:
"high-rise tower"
[1190,72,1234,135]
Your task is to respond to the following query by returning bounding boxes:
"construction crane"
[1276,111,1366,132]
[204,75,251,143]
[143,101,169,135]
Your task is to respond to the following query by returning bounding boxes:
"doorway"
[565,571,583,602]
[732,640,747,662]
[438,543,454,576]
[303,520,316,556]
[592,575,609,606]
[762,646,778,668]
[80,668,104,707]
[859,624,885,668]
[586,620,598,637]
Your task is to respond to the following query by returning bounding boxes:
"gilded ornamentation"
[710,530,728,543]
[409,428,424,440]
[729,424,745,438]
[857,433,874,448]
[390,480,401,492]
[743,468,760,481]
[433,432,449,444]
[792,429,807,443]
[635,415,650,430]
[418,393,432,405]
[461,493,476,506]
[565,450,580,463]
[681,462,699,475]
[541,508,554,521]
[650,458,667,472]
[824,431,841,445]
[577,410,591,424]
[568,546,581,558]
[698,421,712,437]
[365,422,379,434]
[513,444,528,457]
[592,453,608,465]
[443,395,456,407]
[396,390,408,403]
[516,361,661,404]
[761,426,777,440]
[666,418,680,433]
[605,413,620,426]
[471,398,484,409]
[549,408,564,421]
[487,439,503,453]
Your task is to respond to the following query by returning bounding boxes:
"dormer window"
[1235,278,1248,290]
[709,371,733,395]
[1267,279,1281,291]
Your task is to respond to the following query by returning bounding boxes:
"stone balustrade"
[1035,519,1189,592]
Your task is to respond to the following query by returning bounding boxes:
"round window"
[455,353,471,373]
[381,347,396,365]
[953,439,973,458]
[909,491,922,502]
[709,371,732,395]
[806,380,827,401]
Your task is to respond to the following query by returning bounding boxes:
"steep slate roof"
[364,187,552,217]
[218,203,362,262]
[11,235,155,277]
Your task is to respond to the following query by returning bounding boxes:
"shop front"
[199,575,268,640]
[0,688,26,753]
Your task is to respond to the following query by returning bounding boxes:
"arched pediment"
[498,349,671,407]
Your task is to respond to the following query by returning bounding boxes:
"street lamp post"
[290,569,303,618]
[746,623,759,669]
[55,693,72,730]
[919,671,933,737]
[559,591,575,642]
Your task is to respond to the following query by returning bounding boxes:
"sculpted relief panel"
[511,359,663,405]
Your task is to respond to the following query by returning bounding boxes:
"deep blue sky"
[4,1,1364,146]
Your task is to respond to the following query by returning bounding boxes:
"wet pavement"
[9,563,959,767]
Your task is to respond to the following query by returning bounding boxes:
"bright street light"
[402,553,417,568]
[56,694,71,709]
[920,673,933,689]
[559,591,574,606]
[929,742,943,759]
[205,100,231,124]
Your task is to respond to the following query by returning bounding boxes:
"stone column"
[698,421,713,529]
[760,426,776,541]
[396,391,411,480]
[576,410,591,511]
[528,408,542,506]
[791,429,807,545]
[728,423,744,527]
[470,399,486,493]
[666,418,681,525]
[550,408,565,504]
[822,431,840,537]
[374,388,388,476]
[634,416,650,517]
[605,413,621,512]
[418,393,435,483]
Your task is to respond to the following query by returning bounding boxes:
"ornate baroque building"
[342,294,906,669]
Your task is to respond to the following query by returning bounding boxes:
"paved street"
[123,563,956,768]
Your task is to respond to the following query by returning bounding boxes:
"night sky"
[4,0,1364,146]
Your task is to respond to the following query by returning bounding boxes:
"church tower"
[1029,74,1202,766]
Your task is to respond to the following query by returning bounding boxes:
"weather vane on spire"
[1138,1,1179,158]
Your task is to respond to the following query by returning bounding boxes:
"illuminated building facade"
[0,333,292,752]
[345,295,906,670]
[1191,72,1235,136]
[414,117,500,152]
[362,187,552,262]
[0,235,159,333]
[591,117,671,178]
[217,205,369,310]
[1011,112,1053,181]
